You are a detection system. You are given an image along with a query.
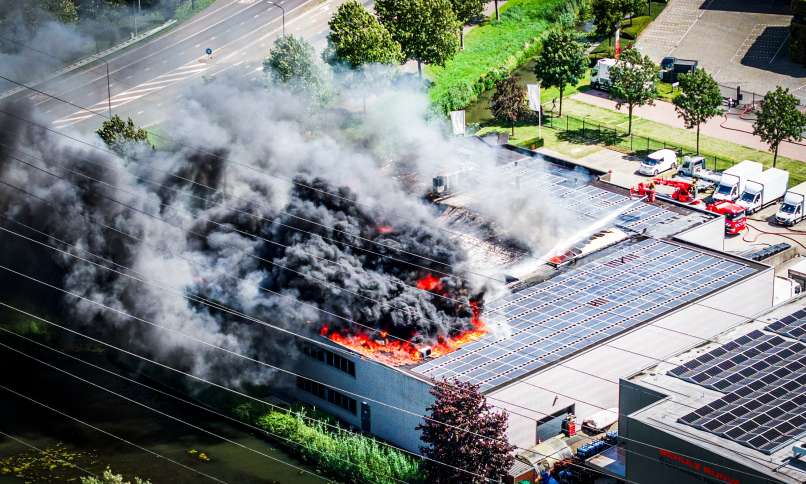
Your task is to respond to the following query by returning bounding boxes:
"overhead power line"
[0,301,498,484]
[0,338,333,483]
[0,383,229,484]
[0,326,407,484]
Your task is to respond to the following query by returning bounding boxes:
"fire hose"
[742,222,806,250]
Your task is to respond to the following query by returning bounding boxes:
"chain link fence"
[543,112,739,172]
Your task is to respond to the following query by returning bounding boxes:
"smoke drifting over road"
[0,66,573,384]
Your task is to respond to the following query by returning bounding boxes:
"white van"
[590,58,617,90]
[639,149,677,176]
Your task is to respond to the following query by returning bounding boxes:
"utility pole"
[106,62,112,118]
[133,0,141,37]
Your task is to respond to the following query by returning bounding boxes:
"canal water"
[0,330,325,484]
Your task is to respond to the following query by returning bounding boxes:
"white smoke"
[0,61,577,388]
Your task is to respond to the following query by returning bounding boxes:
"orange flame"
[376,225,395,234]
[319,295,487,366]
[416,273,443,292]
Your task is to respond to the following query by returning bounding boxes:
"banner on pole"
[615,27,621,59]
[450,110,466,135]
[527,84,541,112]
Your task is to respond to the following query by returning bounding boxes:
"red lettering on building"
[658,449,739,484]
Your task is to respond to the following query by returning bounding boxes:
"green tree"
[672,69,722,154]
[753,86,806,167]
[376,0,460,78]
[81,467,151,484]
[609,48,658,134]
[39,0,79,23]
[263,34,326,97]
[324,0,403,68]
[449,0,485,50]
[592,0,621,46]
[533,29,587,116]
[490,75,528,136]
[617,0,644,25]
[418,379,515,484]
[96,115,149,153]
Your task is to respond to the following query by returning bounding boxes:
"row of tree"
[324,0,489,77]
[490,31,805,165]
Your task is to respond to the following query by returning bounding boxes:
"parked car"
[639,149,678,176]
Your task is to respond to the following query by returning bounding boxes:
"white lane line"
[174,63,208,71]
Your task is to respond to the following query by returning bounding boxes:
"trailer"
[774,181,806,226]
[736,168,789,214]
[659,57,698,83]
[712,160,763,202]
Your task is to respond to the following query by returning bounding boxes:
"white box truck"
[775,182,806,226]
[591,58,617,90]
[736,168,789,214]
[712,160,763,202]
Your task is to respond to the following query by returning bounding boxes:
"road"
[6,0,359,131]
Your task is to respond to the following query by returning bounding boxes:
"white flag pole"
[538,82,542,142]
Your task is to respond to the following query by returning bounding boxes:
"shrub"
[255,410,423,484]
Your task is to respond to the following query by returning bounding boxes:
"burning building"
[285,146,774,455]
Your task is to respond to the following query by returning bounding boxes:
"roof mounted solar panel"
[412,239,754,391]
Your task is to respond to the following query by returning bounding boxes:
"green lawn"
[479,97,806,185]
[427,0,567,113]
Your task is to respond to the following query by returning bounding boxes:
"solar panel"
[508,157,695,235]
[765,308,806,341]
[412,238,754,391]
[670,329,806,454]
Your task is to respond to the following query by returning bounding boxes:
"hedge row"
[427,0,571,114]
[255,409,424,484]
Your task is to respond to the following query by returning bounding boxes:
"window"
[301,344,356,377]
[296,377,357,415]
[296,376,326,399]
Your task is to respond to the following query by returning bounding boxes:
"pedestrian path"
[570,91,806,162]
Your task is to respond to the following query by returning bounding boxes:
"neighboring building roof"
[626,298,806,484]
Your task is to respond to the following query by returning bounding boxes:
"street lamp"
[133,0,141,37]
[267,1,286,36]
[104,61,112,118]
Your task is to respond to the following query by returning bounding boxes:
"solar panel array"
[507,158,701,235]
[765,308,806,341]
[671,330,806,454]
[412,238,754,391]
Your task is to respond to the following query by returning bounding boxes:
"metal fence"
[716,82,806,108]
[543,112,739,172]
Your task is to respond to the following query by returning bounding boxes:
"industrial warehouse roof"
[439,145,714,242]
[411,237,758,391]
[626,298,806,484]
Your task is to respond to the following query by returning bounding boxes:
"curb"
[0,19,177,100]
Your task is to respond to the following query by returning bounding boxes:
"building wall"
[621,416,780,484]
[290,344,434,453]
[674,216,725,252]
[617,379,666,434]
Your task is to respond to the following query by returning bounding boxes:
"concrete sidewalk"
[571,90,806,162]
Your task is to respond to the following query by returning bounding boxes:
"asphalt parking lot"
[636,0,805,104]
